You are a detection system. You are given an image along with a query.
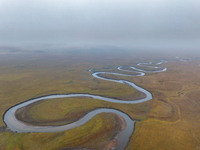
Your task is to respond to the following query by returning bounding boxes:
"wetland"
[0,49,200,150]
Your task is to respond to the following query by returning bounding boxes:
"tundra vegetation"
[0,50,200,150]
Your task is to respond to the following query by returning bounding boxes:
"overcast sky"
[0,0,200,51]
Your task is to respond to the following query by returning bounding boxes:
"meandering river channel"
[3,60,167,150]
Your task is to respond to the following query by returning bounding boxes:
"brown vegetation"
[127,60,200,150]
[0,52,200,150]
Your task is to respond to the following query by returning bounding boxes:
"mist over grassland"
[0,0,199,56]
[0,44,199,60]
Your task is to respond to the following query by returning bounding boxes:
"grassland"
[126,60,200,150]
[0,51,151,150]
[16,97,147,126]
[0,51,200,150]
[1,113,123,150]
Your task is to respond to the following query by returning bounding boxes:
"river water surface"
[4,60,167,150]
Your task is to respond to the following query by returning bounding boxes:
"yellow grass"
[126,61,200,150]
[1,53,200,150]
[2,113,122,150]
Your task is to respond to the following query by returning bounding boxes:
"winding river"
[3,60,167,150]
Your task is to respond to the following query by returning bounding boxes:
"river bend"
[3,60,167,150]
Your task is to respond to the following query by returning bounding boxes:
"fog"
[0,0,200,51]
